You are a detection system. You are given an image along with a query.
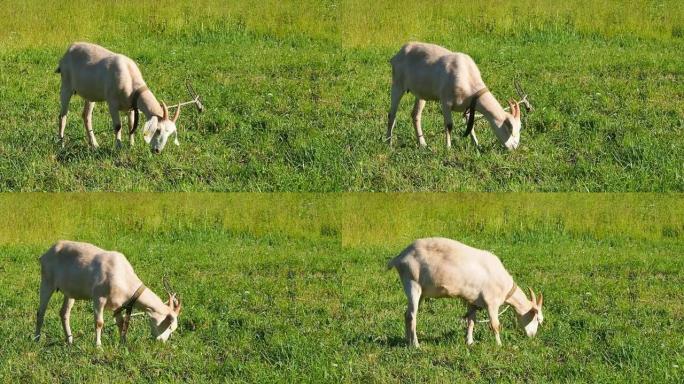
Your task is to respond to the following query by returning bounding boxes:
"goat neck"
[136,89,165,120]
[504,286,535,316]
[474,92,510,143]
[134,288,172,320]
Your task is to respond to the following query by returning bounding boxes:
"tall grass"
[1,0,682,51]
[1,193,681,247]
[1,193,683,382]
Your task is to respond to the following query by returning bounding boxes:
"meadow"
[0,194,683,382]
[1,1,683,191]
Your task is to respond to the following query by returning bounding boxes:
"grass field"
[1,194,683,382]
[1,1,683,191]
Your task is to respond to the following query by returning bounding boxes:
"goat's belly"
[57,287,92,300]
[422,285,459,298]
[75,90,106,103]
[406,85,440,101]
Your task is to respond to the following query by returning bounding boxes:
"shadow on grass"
[350,330,463,348]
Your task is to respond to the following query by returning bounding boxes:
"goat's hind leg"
[386,83,405,145]
[34,280,54,341]
[403,280,422,347]
[58,84,72,147]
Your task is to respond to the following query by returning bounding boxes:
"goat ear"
[158,314,173,333]
[143,116,158,143]
[503,118,514,134]
[174,297,182,314]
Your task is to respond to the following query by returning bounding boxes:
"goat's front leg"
[470,129,479,147]
[127,110,136,146]
[411,98,427,147]
[440,100,454,149]
[82,101,99,148]
[93,297,106,347]
[60,296,75,344]
[115,312,128,343]
[464,304,477,346]
[108,104,123,149]
[487,304,502,346]
[403,280,422,347]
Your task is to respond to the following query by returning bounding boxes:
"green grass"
[0,1,683,191]
[1,193,683,382]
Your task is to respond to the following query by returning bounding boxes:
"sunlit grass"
[0,1,682,192]
[0,193,682,382]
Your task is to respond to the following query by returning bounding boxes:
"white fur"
[387,42,522,150]
[387,237,544,347]
[34,240,182,347]
[56,42,180,153]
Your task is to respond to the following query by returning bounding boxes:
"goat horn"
[515,101,521,118]
[528,287,537,304]
[161,101,169,120]
[537,292,543,307]
[162,275,175,296]
[172,101,181,123]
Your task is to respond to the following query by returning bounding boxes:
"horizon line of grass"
[0,193,681,248]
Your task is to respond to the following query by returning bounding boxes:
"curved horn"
[161,101,169,120]
[514,101,521,119]
[162,275,175,296]
[528,287,537,304]
[508,99,516,115]
[537,292,543,307]
[172,101,181,123]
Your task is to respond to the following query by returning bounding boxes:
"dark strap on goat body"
[113,284,146,318]
[462,87,489,137]
[129,86,149,135]
[505,283,517,300]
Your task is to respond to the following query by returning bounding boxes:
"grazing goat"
[387,237,544,347]
[387,42,522,150]
[56,42,181,153]
[34,240,182,347]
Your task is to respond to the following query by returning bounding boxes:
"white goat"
[387,237,544,347]
[387,42,522,150]
[56,42,181,153]
[34,240,182,347]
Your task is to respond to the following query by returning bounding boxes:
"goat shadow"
[54,139,139,164]
[356,329,463,348]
